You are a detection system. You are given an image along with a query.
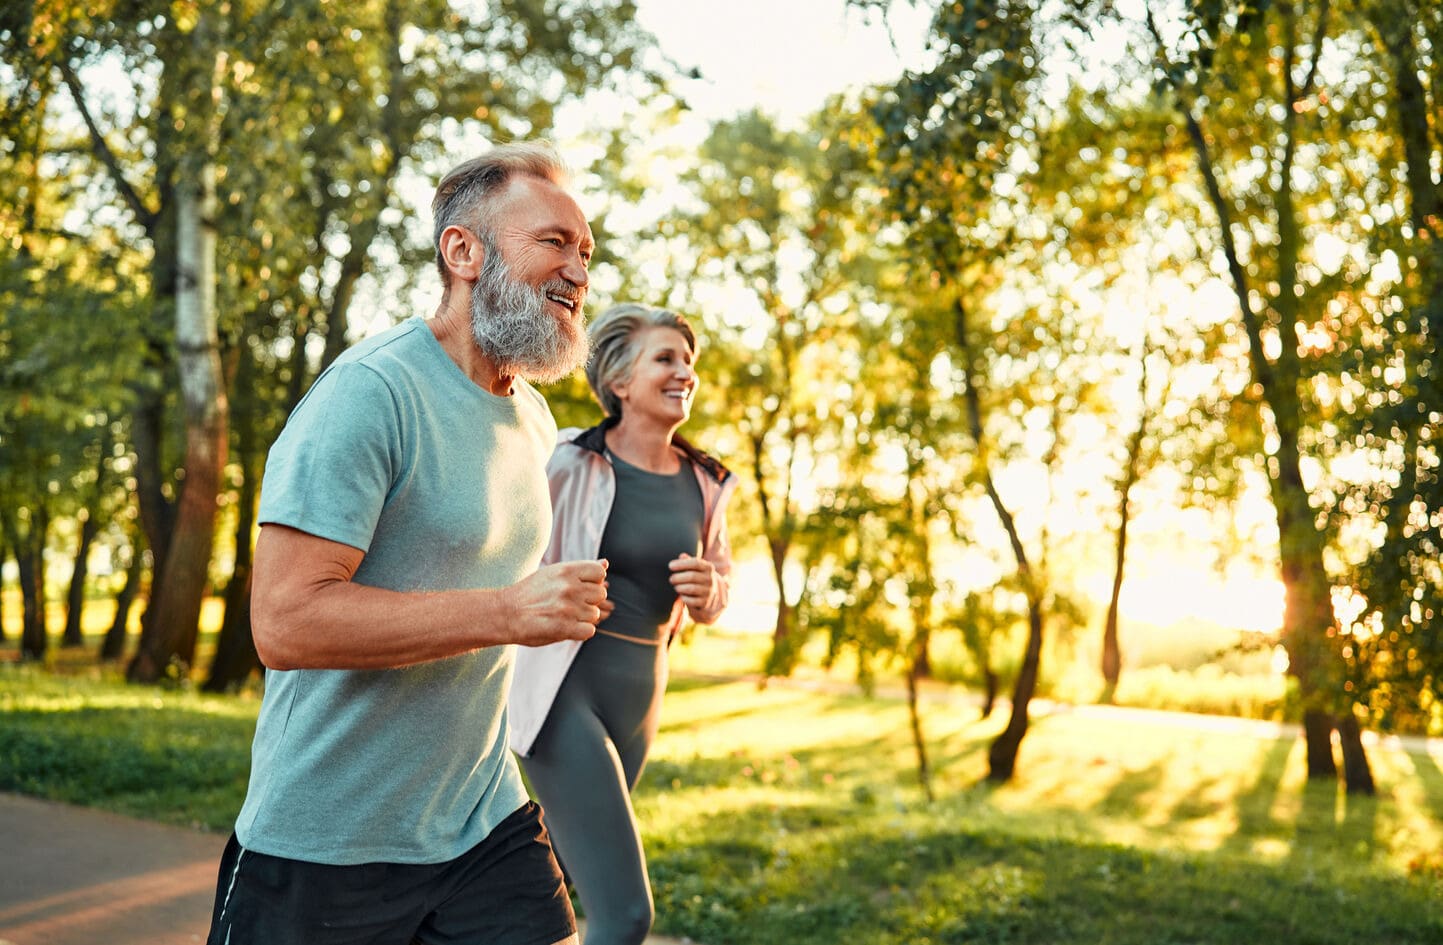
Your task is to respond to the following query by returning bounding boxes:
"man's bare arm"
[252,524,605,671]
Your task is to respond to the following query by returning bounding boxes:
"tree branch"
[57,59,157,233]
[1146,4,1275,393]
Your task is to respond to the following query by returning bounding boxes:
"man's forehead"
[497,175,591,234]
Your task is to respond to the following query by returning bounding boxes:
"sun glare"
[1119,568,1286,633]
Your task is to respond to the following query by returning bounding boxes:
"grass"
[2,644,1441,944]
[0,663,259,830]
[638,676,1443,943]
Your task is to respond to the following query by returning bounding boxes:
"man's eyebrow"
[537,223,591,245]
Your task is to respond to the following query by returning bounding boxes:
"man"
[206,142,606,945]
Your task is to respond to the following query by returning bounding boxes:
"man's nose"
[562,249,589,288]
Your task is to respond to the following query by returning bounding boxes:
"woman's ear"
[438,225,484,283]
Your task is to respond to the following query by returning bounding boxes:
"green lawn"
[1,653,1439,944]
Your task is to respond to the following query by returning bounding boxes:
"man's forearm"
[252,580,516,671]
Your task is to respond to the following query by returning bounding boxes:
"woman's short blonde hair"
[586,303,698,418]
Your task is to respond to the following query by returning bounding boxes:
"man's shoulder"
[331,317,429,370]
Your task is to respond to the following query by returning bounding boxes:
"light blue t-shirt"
[236,316,557,865]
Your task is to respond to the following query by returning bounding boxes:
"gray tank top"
[596,450,706,642]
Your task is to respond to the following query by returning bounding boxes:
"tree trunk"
[763,534,801,678]
[318,213,382,372]
[757,423,799,678]
[903,460,937,799]
[906,650,934,802]
[129,146,228,683]
[981,665,998,719]
[1267,5,1355,785]
[205,336,262,691]
[101,539,145,662]
[1337,707,1376,796]
[18,539,47,661]
[205,565,258,691]
[1102,344,1150,703]
[1099,586,1122,703]
[1302,708,1338,780]
[3,508,50,662]
[960,600,997,718]
[763,593,795,678]
[913,637,933,680]
[989,603,1043,782]
[316,0,411,372]
[0,538,8,642]
[61,511,99,648]
[129,393,175,585]
[953,296,1046,782]
[1370,2,1441,235]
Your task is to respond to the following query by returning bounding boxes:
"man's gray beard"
[470,252,588,385]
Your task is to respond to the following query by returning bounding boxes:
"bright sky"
[633,0,931,123]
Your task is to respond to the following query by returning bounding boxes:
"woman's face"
[612,326,697,427]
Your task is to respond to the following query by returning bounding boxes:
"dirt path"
[0,793,220,945]
[0,793,696,945]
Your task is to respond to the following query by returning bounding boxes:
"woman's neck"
[604,416,683,473]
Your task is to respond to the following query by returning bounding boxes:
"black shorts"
[206,802,575,945]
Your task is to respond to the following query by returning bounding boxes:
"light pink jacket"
[508,421,738,757]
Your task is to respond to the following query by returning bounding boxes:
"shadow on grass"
[643,729,910,794]
[1094,757,1167,819]
[649,805,1443,945]
[1404,748,1443,827]
[659,684,822,731]
[927,731,992,782]
[1166,770,1228,822]
[664,674,740,695]
[1223,734,1295,854]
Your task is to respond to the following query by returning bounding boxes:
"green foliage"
[1339,0,1443,741]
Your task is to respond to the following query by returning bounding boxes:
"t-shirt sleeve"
[257,361,400,553]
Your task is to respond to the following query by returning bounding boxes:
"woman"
[509,303,737,945]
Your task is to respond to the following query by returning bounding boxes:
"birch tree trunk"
[128,152,228,682]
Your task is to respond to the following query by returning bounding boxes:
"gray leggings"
[520,631,667,945]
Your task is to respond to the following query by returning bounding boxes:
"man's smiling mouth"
[546,291,580,315]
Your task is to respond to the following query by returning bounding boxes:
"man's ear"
[438,225,484,283]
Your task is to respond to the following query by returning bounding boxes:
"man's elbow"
[250,596,304,670]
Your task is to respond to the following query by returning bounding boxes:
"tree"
[1344,0,1443,740]
[61,427,117,648]
[1099,339,1151,701]
[100,525,146,662]
[676,109,874,676]
[0,537,7,642]
[864,0,1053,782]
[0,29,144,659]
[1142,0,1375,791]
[794,315,942,795]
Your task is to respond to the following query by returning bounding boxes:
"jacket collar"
[569,417,732,485]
